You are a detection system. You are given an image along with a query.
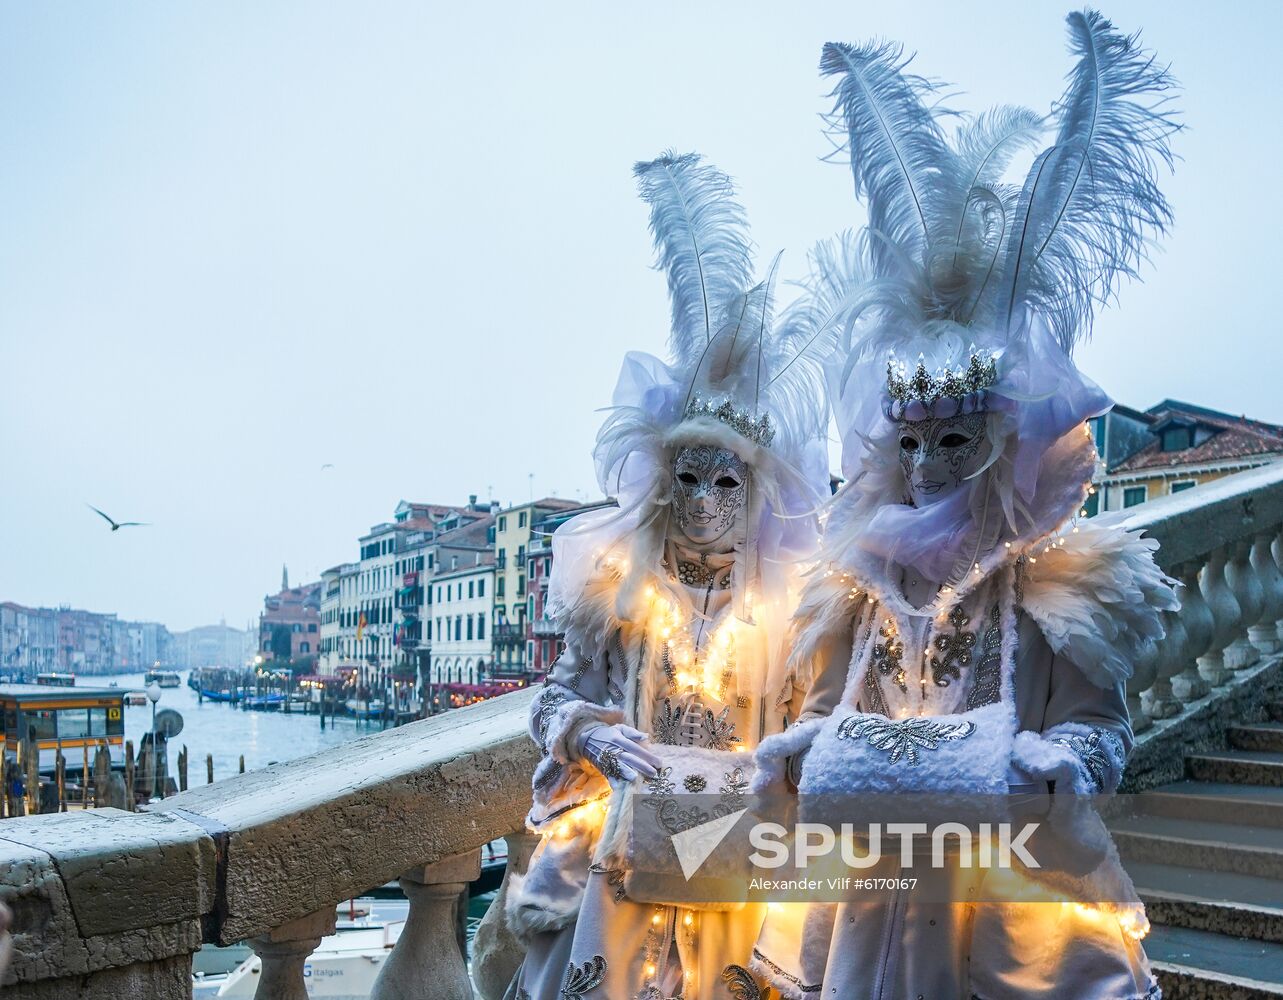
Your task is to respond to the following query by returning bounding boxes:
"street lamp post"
[145,682,162,801]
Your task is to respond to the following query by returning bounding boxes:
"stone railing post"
[1127,632,1158,733]
[247,907,337,1000]
[370,849,480,1000]
[1141,606,1184,719]
[1172,568,1212,701]
[1224,540,1263,669]
[1249,530,1283,653]
[1196,549,1240,688]
[472,831,540,1000]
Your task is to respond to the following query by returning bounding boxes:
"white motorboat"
[192,900,409,998]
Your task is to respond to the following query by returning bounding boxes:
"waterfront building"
[258,579,322,669]
[317,564,355,676]
[397,509,494,688]
[524,500,615,678]
[55,608,119,674]
[1089,400,1283,512]
[0,604,58,677]
[169,622,254,671]
[428,555,495,687]
[490,497,580,677]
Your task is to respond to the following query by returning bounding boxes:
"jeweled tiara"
[885,352,999,406]
[683,395,776,447]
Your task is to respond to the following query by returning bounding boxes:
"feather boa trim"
[1020,517,1177,688]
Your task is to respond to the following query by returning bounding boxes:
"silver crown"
[683,395,776,447]
[886,352,999,406]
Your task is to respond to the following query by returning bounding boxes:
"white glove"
[579,723,661,782]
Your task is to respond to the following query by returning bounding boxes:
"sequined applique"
[736,694,752,709]
[751,949,820,994]
[561,956,607,998]
[720,766,750,809]
[516,990,531,1000]
[931,605,977,687]
[636,988,683,1000]
[654,699,683,745]
[535,687,568,753]
[837,715,976,766]
[861,660,891,718]
[683,774,707,793]
[722,964,770,999]
[965,604,1002,710]
[533,761,564,791]
[588,862,627,902]
[1050,727,1124,793]
[568,655,592,691]
[702,705,741,751]
[651,798,713,834]
[676,552,730,589]
[661,642,678,694]
[644,766,676,796]
[872,618,906,692]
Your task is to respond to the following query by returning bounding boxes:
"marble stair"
[1112,703,1283,998]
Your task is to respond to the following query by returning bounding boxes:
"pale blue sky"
[1,2,1277,630]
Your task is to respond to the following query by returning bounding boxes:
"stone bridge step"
[1108,814,1283,880]
[1125,860,1283,943]
[1135,781,1283,829]
[1187,749,1283,787]
[1147,924,1283,999]
[1231,723,1283,754]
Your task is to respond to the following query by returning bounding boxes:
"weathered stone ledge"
[1122,654,1283,793]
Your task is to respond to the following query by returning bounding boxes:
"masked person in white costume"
[504,152,855,1000]
[750,11,1181,1000]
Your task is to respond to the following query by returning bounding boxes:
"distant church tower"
[281,564,289,592]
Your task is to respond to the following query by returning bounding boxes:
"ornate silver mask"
[670,445,749,548]
[897,413,988,507]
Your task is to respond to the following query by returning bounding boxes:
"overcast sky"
[1,1,1277,631]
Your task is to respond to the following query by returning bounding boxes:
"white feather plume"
[987,10,1181,351]
[820,41,961,277]
[634,152,756,371]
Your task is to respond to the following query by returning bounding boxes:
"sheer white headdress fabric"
[548,153,857,626]
[819,11,1179,573]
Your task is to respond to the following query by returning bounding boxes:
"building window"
[1171,480,1196,494]
[497,577,505,598]
[455,615,463,641]
[519,511,527,528]
[1082,491,1100,518]
[468,580,475,599]
[477,615,485,641]
[1123,486,1148,508]
[466,616,474,640]
[499,516,507,532]
[478,578,486,597]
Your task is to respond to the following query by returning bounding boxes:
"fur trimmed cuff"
[1012,723,1126,794]
[546,699,625,765]
[752,716,828,794]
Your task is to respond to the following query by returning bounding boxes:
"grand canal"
[101,670,389,782]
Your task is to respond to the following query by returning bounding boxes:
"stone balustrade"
[2,461,1283,998]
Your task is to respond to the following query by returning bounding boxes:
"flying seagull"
[87,504,148,531]
[321,463,334,471]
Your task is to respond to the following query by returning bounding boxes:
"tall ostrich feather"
[634,152,755,371]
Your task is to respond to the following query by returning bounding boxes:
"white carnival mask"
[897,413,988,507]
[670,445,749,549]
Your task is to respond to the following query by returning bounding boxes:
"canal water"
[100,671,388,782]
